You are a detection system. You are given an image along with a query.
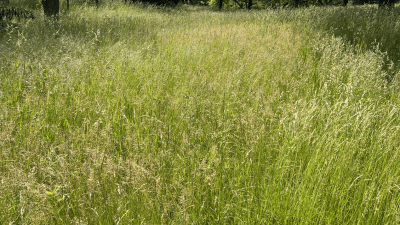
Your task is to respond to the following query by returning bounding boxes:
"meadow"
[1,2,400,223]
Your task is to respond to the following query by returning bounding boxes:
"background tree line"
[0,0,398,23]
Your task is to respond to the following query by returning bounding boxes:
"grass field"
[1,2,400,224]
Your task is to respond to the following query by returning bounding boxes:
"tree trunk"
[247,0,252,9]
[219,0,223,10]
[343,0,348,6]
[67,0,69,10]
[42,0,59,17]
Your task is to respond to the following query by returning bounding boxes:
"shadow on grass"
[306,5,400,80]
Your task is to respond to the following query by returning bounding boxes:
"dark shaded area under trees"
[2,0,397,18]
[125,0,180,6]
[0,6,34,30]
[0,6,34,20]
[54,0,400,12]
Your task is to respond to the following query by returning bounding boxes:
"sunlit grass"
[1,2,400,224]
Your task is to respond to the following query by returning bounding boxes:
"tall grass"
[303,5,400,78]
[1,2,400,224]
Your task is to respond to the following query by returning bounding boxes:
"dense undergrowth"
[1,2,400,224]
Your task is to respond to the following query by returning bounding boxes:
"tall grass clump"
[1,2,400,224]
[298,5,400,78]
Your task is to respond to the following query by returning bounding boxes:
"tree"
[247,0,253,9]
[42,0,59,17]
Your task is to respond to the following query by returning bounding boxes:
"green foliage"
[1,3,400,224]
[0,6,35,20]
[209,0,228,7]
[5,0,42,9]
